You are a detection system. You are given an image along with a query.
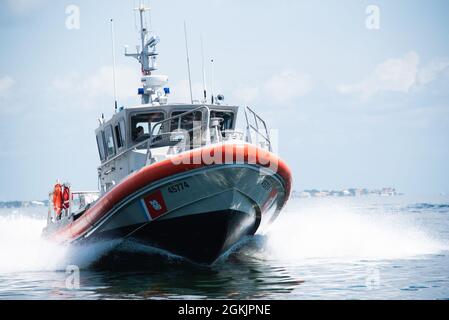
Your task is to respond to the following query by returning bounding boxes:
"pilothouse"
[43,5,292,264]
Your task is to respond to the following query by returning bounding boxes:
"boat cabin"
[95,104,241,194]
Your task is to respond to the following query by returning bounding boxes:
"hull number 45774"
[168,181,191,194]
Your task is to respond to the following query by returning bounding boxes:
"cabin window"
[170,111,203,132]
[115,119,126,149]
[131,112,165,142]
[169,110,204,149]
[104,125,116,157]
[210,111,234,131]
[96,132,106,161]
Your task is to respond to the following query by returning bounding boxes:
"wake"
[0,200,447,273]
[265,200,448,262]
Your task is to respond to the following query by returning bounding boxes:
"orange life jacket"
[62,186,70,210]
[53,183,63,216]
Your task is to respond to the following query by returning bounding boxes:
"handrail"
[99,106,211,169]
[71,191,100,195]
[247,124,270,142]
[147,105,211,155]
[244,106,272,151]
[99,134,154,168]
[150,105,211,137]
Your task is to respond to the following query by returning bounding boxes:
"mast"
[110,19,118,112]
[201,36,207,103]
[126,3,158,75]
[184,21,194,104]
[125,3,167,105]
[210,58,215,104]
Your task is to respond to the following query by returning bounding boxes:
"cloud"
[0,76,15,98]
[231,86,260,105]
[231,70,313,105]
[6,0,48,15]
[82,66,140,100]
[263,70,313,103]
[338,52,449,100]
[170,80,205,104]
[338,52,420,99]
[51,65,141,109]
[417,58,449,86]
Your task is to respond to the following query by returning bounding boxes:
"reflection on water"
[83,237,303,300]
[0,243,303,300]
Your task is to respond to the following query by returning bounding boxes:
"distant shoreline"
[0,200,48,209]
[292,187,402,198]
[2,189,448,208]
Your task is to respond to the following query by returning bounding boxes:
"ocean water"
[0,195,448,300]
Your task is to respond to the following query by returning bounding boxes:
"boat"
[42,4,292,264]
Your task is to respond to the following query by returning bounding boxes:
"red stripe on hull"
[48,143,292,243]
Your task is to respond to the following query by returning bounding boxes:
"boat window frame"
[209,109,235,131]
[104,125,116,158]
[128,109,167,144]
[114,118,126,150]
[168,109,205,132]
[96,131,107,162]
[167,108,210,149]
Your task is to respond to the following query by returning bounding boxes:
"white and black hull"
[45,144,292,264]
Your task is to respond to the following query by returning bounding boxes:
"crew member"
[53,182,63,220]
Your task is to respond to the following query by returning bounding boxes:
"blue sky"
[0,0,449,200]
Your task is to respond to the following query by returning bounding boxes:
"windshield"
[131,112,165,143]
[210,111,234,132]
[170,110,203,131]
[169,110,204,149]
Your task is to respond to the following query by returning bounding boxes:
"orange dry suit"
[53,183,63,218]
[62,185,70,211]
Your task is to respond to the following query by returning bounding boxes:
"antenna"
[146,0,153,31]
[110,19,118,112]
[184,21,194,104]
[201,36,207,104]
[126,3,163,104]
[210,58,215,104]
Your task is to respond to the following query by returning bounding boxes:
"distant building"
[298,191,312,198]
[291,187,400,198]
